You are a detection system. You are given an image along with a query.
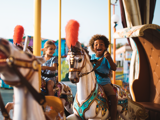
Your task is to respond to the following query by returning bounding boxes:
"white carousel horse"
[66,42,130,120]
[0,38,65,120]
[17,37,74,115]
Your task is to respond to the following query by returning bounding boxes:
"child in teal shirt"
[89,34,117,120]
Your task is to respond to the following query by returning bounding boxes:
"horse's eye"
[78,59,82,63]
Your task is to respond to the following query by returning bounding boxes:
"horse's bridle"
[68,46,104,78]
[68,49,86,74]
[0,55,46,119]
[0,56,39,85]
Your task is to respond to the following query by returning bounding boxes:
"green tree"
[116,43,123,49]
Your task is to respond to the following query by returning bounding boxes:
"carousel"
[0,0,159,120]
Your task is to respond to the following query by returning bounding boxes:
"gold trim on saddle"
[95,85,109,117]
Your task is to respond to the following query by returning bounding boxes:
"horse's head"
[0,38,44,86]
[67,45,86,83]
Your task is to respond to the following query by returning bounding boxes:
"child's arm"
[41,63,58,71]
[104,51,117,71]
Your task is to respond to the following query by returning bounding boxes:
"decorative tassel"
[65,19,80,48]
[13,25,24,44]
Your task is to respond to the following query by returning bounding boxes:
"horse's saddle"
[43,96,64,120]
[41,81,73,108]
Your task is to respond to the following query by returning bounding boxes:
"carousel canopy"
[113,24,160,39]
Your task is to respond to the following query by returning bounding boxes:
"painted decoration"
[8,36,68,58]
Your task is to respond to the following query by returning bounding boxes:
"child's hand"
[41,66,47,70]
[104,51,111,59]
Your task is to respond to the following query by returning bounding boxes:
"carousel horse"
[66,42,130,120]
[41,74,74,115]
[0,38,65,120]
[16,40,74,115]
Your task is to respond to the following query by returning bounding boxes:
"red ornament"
[65,19,80,48]
[13,25,24,44]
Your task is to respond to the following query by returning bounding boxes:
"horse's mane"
[82,48,91,60]
[75,41,91,60]
[16,45,33,53]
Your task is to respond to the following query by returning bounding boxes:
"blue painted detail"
[115,23,118,27]
[118,99,128,110]
[74,83,98,120]
[157,29,160,32]
[97,96,106,103]
[0,79,13,89]
[118,99,128,105]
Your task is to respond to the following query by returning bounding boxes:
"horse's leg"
[13,86,26,120]
[66,114,81,120]
[61,99,73,114]
[57,112,66,120]
[63,112,66,120]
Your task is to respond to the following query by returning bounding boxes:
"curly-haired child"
[89,34,117,120]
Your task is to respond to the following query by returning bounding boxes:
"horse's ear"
[35,56,45,64]
[75,41,82,49]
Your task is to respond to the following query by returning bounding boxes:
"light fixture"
[111,0,118,4]
[111,14,119,27]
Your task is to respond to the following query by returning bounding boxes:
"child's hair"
[89,34,110,52]
[43,40,56,55]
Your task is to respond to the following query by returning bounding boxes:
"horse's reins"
[79,55,104,77]
[0,56,46,119]
[68,48,105,77]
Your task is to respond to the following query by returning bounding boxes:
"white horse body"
[66,44,129,120]
[0,42,46,120]
[0,38,65,120]
[67,46,109,120]
[13,73,45,120]
[74,54,108,119]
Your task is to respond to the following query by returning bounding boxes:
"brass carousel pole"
[112,5,116,84]
[108,0,111,54]
[58,0,61,82]
[108,0,112,82]
[34,0,41,91]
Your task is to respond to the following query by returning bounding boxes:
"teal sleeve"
[106,59,111,70]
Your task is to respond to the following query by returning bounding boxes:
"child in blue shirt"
[89,34,117,120]
[41,40,58,96]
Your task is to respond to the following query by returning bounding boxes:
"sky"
[0,0,159,47]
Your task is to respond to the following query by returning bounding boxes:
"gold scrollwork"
[6,57,14,66]
[32,60,38,70]
[136,109,148,120]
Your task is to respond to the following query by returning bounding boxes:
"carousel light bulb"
[111,14,119,27]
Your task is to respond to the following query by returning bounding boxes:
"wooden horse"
[0,38,65,120]
[41,78,74,115]
[16,42,74,115]
[66,42,130,120]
